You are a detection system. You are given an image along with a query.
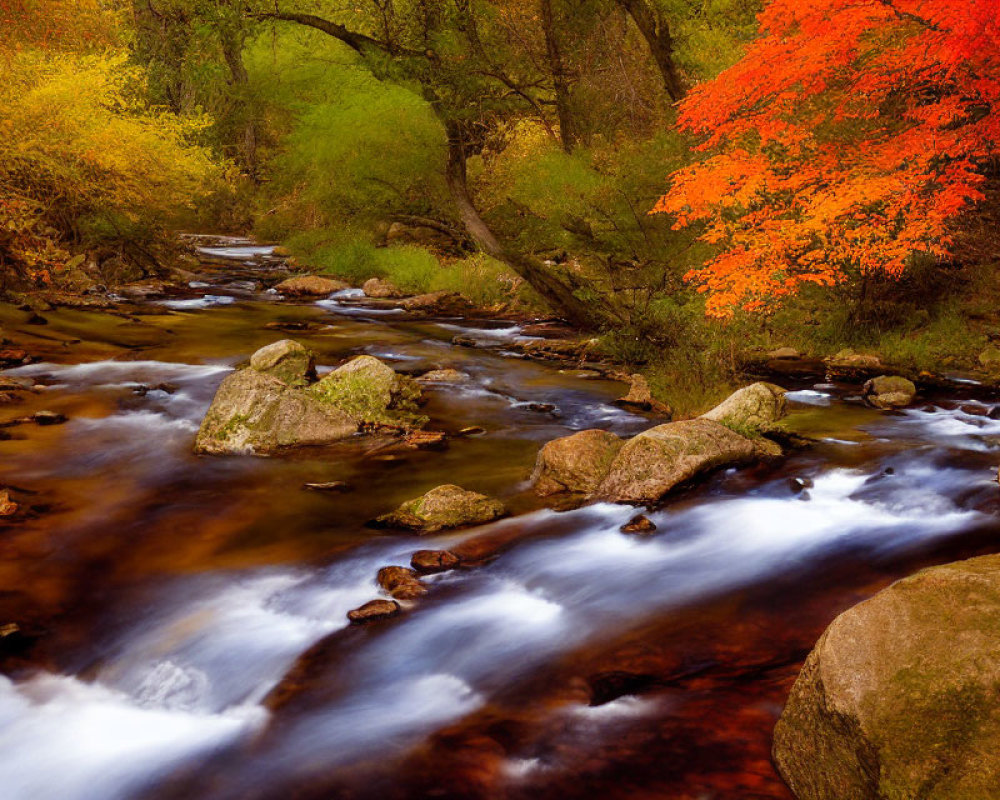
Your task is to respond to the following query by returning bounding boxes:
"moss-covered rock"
[195,344,424,454]
[249,339,315,387]
[862,374,916,410]
[194,368,357,455]
[376,484,506,532]
[774,554,1000,800]
[597,419,761,504]
[700,382,787,432]
[308,355,425,429]
[531,429,624,496]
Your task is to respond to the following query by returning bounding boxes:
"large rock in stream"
[531,383,788,504]
[195,341,424,455]
[376,484,506,532]
[532,429,624,496]
[862,374,916,410]
[774,554,1000,800]
[596,419,764,503]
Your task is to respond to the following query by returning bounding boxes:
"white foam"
[160,295,237,310]
[786,389,832,406]
[196,245,275,259]
[0,673,264,800]
[7,360,232,385]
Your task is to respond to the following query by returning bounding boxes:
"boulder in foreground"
[376,484,506,532]
[774,554,1000,800]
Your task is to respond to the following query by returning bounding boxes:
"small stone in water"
[788,476,814,493]
[458,426,486,437]
[32,411,67,426]
[620,515,656,535]
[376,566,427,600]
[0,490,17,517]
[411,549,461,574]
[302,481,351,492]
[347,599,401,625]
[526,402,557,414]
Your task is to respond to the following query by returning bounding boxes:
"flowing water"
[1,242,999,799]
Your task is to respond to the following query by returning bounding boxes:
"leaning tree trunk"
[615,0,685,102]
[444,130,612,331]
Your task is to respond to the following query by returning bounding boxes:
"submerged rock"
[347,599,401,625]
[700,382,787,432]
[597,419,761,504]
[532,429,624,496]
[862,374,916,409]
[774,554,1000,800]
[376,484,506,532]
[620,514,656,535]
[195,342,424,455]
[410,549,461,574]
[273,275,349,296]
[417,368,471,384]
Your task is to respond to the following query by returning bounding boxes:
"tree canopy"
[655,0,1000,316]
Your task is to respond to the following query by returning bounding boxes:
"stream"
[1,240,1000,799]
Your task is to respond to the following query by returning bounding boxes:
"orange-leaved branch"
[653,0,1000,317]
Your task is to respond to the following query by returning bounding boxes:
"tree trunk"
[220,30,261,181]
[615,0,685,102]
[444,129,610,331]
[540,0,578,152]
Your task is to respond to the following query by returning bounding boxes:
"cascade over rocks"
[532,383,790,504]
[375,484,506,532]
[195,341,424,455]
[774,554,1000,800]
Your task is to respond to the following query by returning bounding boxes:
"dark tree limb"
[614,0,685,102]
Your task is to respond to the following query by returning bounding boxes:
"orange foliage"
[653,0,1000,316]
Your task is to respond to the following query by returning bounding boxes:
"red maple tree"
[654,0,1000,317]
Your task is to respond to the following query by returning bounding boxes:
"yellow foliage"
[0,47,220,279]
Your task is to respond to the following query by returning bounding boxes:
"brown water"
[1,242,999,800]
